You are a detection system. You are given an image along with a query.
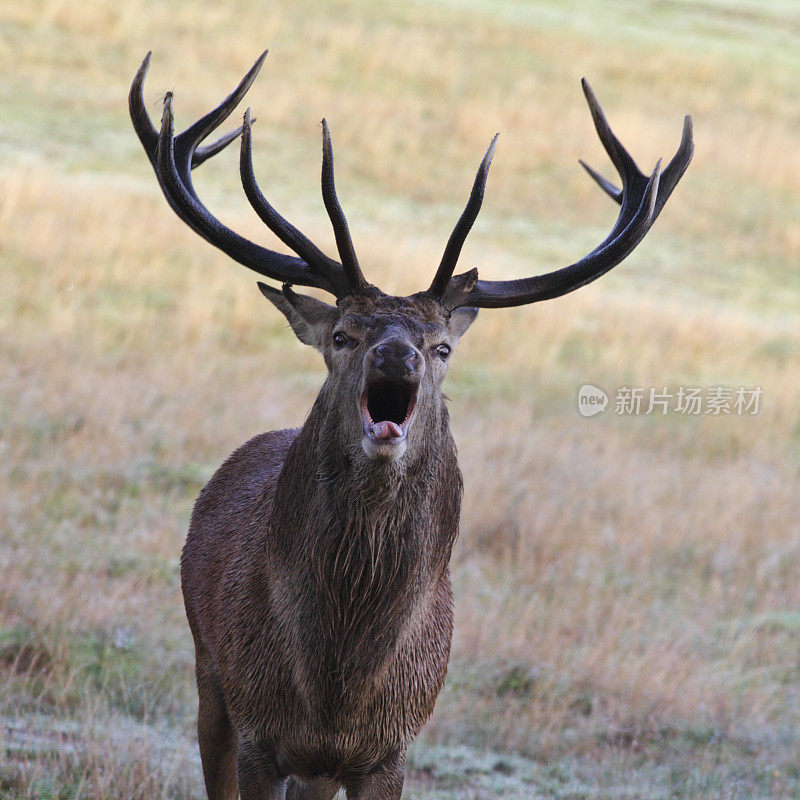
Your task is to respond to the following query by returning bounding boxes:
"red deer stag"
[129,51,692,800]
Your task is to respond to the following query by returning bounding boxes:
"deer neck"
[270,393,462,697]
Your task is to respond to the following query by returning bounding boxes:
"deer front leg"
[195,658,238,800]
[342,750,405,800]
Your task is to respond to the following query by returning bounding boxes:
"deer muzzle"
[360,339,421,458]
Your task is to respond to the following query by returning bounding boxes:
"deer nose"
[370,339,421,375]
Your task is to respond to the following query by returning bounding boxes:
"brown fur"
[181,291,476,799]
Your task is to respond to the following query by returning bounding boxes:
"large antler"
[129,51,365,298]
[431,79,693,309]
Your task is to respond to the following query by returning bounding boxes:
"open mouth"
[361,379,417,443]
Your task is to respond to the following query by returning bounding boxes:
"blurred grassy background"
[2,0,799,797]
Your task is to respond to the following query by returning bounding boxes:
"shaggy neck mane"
[271,389,462,696]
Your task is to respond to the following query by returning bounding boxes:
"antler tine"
[129,52,354,295]
[653,114,693,221]
[444,81,692,309]
[321,119,367,291]
[193,122,250,168]
[576,78,656,248]
[174,50,269,172]
[578,158,623,203]
[429,134,499,298]
[581,80,640,193]
[129,52,159,159]
[240,109,348,293]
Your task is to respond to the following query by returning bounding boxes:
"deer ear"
[258,282,337,351]
[448,306,479,340]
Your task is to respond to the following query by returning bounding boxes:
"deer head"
[129,51,693,465]
[259,284,478,463]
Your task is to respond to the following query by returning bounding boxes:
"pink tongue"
[371,420,403,439]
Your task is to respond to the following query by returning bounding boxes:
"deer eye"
[435,344,451,360]
[332,332,349,349]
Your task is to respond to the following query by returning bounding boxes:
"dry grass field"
[2,0,800,797]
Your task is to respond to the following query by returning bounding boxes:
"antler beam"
[434,79,693,309]
[129,52,363,298]
[428,134,499,297]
